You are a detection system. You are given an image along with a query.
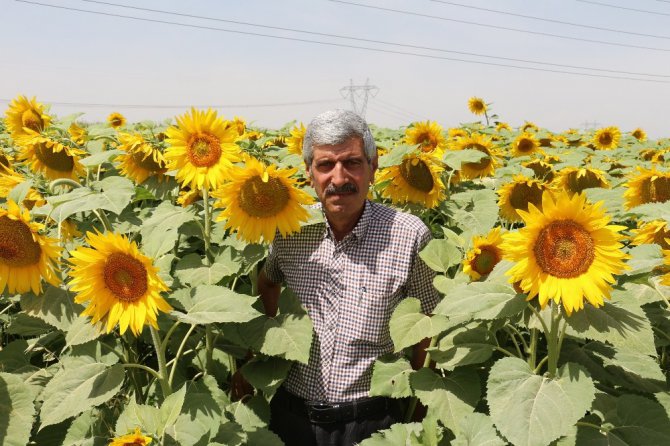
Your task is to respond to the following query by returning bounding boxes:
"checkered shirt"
[263,200,440,403]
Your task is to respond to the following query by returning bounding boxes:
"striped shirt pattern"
[264,200,440,403]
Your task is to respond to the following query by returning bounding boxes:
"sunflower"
[496,122,511,132]
[4,95,51,141]
[447,127,468,140]
[116,132,168,184]
[623,166,670,209]
[662,249,670,287]
[554,166,609,196]
[107,112,126,129]
[18,135,86,181]
[286,123,306,156]
[212,156,314,243]
[522,159,555,182]
[230,116,247,137]
[263,135,287,149]
[0,167,45,209]
[453,133,500,179]
[521,121,539,133]
[0,200,60,295]
[463,227,504,280]
[0,150,11,169]
[376,152,445,209]
[109,427,152,446]
[164,108,241,190]
[501,191,629,315]
[68,231,171,336]
[631,128,647,142]
[498,175,551,223]
[631,220,670,250]
[405,121,447,158]
[467,97,487,115]
[511,132,541,157]
[68,122,88,145]
[176,187,200,207]
[592,126,621,150]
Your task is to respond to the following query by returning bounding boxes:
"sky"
[2,0,670,137]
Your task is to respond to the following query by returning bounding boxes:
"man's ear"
[370,156,378,183]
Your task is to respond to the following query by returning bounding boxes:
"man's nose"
[330,162,348,185]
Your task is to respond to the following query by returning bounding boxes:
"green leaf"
[115,399,162,437]
[369,356,414,398]
[433,281,526,322]
[602,350,666,393]
[46,176,134,223]
[21,287,82,331]
[624,244,664,276]
[260,314,314,364]
[160,385,186,437]
[564,298,656,356]
[167,379,224,446]
[389,298,450,352]
[174,285,263,325]
[6,313,53,336]
[610,395,670,445]
[8,178,33,205]
[410,367,480,432]
[40,363,124,429]
[240,356,292,397]
[0,372,37,446]
[174,253,236,286]
[244,428,284,445]
[78,149,122,167]
[378,144,415,168]
[442,149,487,171]
[431,325,496,370]
[230,395,269,431]
[140,201,197,258]
[452,412,505,446]
[0,340,31,372]
[358,422,424,446]
[62,408,110,446]
[65,315,105,346]
[449,189,499,238]
[212,422,245,445]
[487,358,595,446]
[419,238,462,273]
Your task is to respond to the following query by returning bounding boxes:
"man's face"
[307,136,377,224]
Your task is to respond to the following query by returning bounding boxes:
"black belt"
[275,387,394,424]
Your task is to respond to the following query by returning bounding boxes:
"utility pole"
[580,120,601,131]
[339,79,379,117]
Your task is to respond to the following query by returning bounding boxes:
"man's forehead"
[312,138,365,159]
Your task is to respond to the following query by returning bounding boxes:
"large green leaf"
[160,385,187,436]
[244,428,284,446]
[46,176,134,223]
[607,395,670,445]
[432,280,526,322]
[452,412,505,446]
[65,315,105,346]
[369,356,414,398]
[139,201,197,258]
[410,367,480,432]
[442,149,487,171]
[260,314,314,364]
[419,238,463,273]
[167,380,224,446]
[40,363,124,429]
[78,148,122,167]
[21,287,82,331]
[240,356,292,397]
[564,297,656,356]
[378,144,415,168]
[115,400,162,437]
[230,395,269,431]
[174,285,263,325]
[358,422,424,446]
[0,339,31,372]
[0,372,37,446]
[449,189,499,237]
[431,325,496,370]
[487,358,595,446]
[174,253,237,286]
[623,244,664,276]
[389,298,450,352]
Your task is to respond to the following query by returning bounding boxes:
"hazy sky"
[2,0,669,137]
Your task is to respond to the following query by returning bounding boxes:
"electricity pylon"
[340,79,378,117]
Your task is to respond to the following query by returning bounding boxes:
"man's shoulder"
[370,202,430,235]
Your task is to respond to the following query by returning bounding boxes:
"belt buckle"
[306,402,340,424]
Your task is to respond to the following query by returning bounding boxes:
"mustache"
[325,183,358,195]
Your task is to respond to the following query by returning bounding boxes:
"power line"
[372,98,430,122]
[576,0,670,16]
[430,0,670,40]
[329,0,670,53]
[0,98,343,109]
[56,0,668,78]
[14,0,670,83]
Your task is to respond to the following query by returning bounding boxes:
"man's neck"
[325,204,366,242]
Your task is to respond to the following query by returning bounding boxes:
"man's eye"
[345,159,362,168]
[316,162,334,171]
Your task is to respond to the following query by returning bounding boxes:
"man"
[258,109,439,445]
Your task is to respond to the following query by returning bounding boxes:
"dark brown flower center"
[238,175,290,218]
[598,132,613,146]
[533,220,595,278]
[565,170,607,194]
[132,151,165,172]
[463,143,492,170]
[186,134,222,167]
[472,246,501,276]
[400,158,434,192]
[509,182,545,213]
[21,109,44,132]
[639,176,670,205]
[0,216,42,267]
[517,138,536,153]
[103,252,148,302]
[34,143,75,172]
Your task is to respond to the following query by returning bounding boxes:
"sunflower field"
[0,94,669,446]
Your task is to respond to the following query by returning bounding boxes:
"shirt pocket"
[351,290,396,347]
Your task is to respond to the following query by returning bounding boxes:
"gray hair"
[302,109,377,165]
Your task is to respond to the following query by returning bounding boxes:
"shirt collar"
[321,200,373,243]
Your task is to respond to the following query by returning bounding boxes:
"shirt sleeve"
[407,225,440,314]
[262,241,285,284]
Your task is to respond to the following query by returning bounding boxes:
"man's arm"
[258,268,281,317]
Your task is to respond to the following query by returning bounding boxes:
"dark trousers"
[269,387,404,446]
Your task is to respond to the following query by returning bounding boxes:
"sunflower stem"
[48,178,81,192]
[93,209,113,232]
[205,325,215,377]
[201,186,213,265]
[149,325,172,397]
[169,324,197,387]
[546,303,562,378]
[528,328,539,370]
[404,336,437,423]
